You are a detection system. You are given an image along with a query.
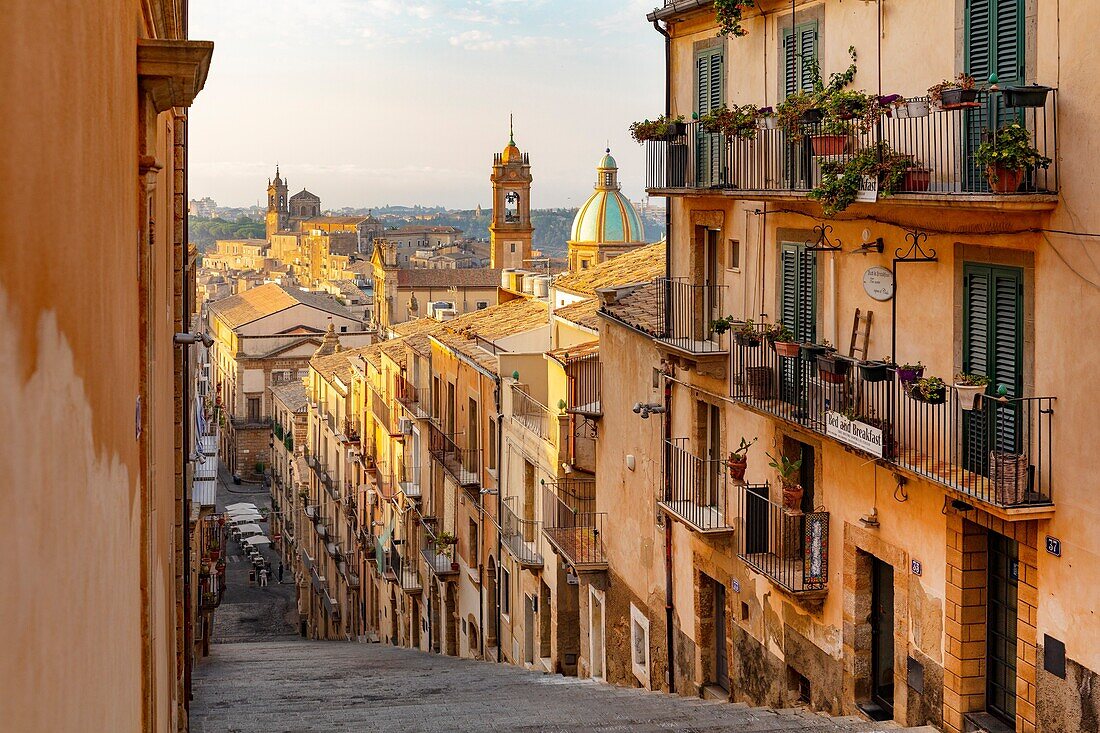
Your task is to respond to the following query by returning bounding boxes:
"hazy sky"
[188,0,664,210]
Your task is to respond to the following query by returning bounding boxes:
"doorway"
[987,532,1019,726]
[870,557,895,719]
[524,595,536,665]
[590,589,605,680]
[714,581,729,691]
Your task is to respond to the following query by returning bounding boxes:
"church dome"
[502,141,522,164]
[570,150,645,244]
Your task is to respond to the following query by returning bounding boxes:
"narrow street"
[194,466,930,733]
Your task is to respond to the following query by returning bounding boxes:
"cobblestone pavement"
[191,640,934,733]
[213,464,299,644]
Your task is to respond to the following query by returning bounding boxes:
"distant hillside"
[189,216,264,250]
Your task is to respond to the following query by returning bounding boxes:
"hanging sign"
[825,411,886,458]
[863,266,894,301]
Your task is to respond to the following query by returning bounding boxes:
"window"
[476,301,489,310]
[728,239,740,270]
[487,418,498,471]
[468,519,479,565]
[340,325,348,333]
[510,243,516,253]
[782,21,819,97]
[246,396,261,422]
[500,567,511,616]
[580,260,590,270]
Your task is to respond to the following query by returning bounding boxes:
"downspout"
[495,381,504,664]
[651,14,676,697]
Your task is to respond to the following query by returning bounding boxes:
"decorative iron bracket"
[894,229,938,263]
[804,223,844,252]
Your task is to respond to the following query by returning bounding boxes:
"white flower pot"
[906,100,931,117]
[954,384,985,411]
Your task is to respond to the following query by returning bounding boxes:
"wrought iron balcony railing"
[511,383,552,441]
[646,90,1057,200]
[735,484,829,595]
[661,438,734,532]
[501,498,543,568]
[730,327,1054,509]
[656,278,727,354]
[563,350,602,418]
[428,424,481,491]
[399,463,422,499]
[395,375,430,419]
[371,386,391,432]
[542,480,606,570]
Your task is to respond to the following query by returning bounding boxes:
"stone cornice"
[137,39,214,113]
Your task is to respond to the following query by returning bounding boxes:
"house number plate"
[1046,536,1061,556]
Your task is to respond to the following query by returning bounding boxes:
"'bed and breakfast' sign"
[825,411,885,458]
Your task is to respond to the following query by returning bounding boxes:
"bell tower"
[489,117,534,270]
[266,165,289,239]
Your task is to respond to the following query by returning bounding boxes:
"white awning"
[234,523,264,535]
[244,535,271,546]
[226,503,257,511]
[228,514,263,523]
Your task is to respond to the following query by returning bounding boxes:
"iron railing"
[371,387,391,432]
[735,484,829,594]
[646,90,1058,197]
[730,328,1055,507]
[399,463,422,499]
[343,417,360,442]
[428,424,481,490]
[501,498,543,568]
[662,438,733,532]
[394,375,430,418]
[542,480,606,569]
[511,383,552,440]
[563,351,602,417]
[656,277,727,354]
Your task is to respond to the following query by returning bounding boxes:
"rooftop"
[393,268,502,288]
[434,298,549,374]
[207,282,358,329]
[553,242,665,296]
[554,299,600,331]
[598,281,660,335]
[270,380,309,413]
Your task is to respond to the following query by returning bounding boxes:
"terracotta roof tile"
[270,381,309,413]
[208,282,356,329]
[599,281,660,335]
[554,299,600,330]
[394,268,501,288]
[553,242,665,296]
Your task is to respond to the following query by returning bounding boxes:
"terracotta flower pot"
[902,168,932,192]
[782,483,804,511]
[728,456,748,482]
[773,340,801,358]
[955,384,986,411]
[811,134,848,156]
[987,165,1024,194]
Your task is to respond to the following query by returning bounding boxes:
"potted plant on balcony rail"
[811,116,852,156]
[896,361,925,384]
[711,315,741,336]
[733,320,763,347]
[767,323,801,358]
[699,104,760,141]
[954,373,990,411]
[858,358,894,383]
[727,437,758,482]
[928,74,979,109]
[973,121,1052,194]
[800,340,834,361]
[1002,83,1052,109]
[767,451,804,512]
[756,106,777,129]
[891,95,931,119]
[629,115,686,144]
[908,375,948,405]
[816,352,853,384]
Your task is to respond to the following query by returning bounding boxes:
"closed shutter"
[695,46,724,187]
[964,264,1023,472]
[782,22,819,97]
[966,0,1023,189]
[780,243,816,406]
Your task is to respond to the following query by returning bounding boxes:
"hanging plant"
[699,104,760,140]
[810,142,925,216]
[715,0,758,37]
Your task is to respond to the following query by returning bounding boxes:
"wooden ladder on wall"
[848,309,873,360]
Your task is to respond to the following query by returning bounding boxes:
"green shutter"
[695,46,724,187]
[966,0,1022,84]
[780,243,816,342]
[782,22,819,97]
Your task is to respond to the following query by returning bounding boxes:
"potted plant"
[928,74,979,109]
[973,121,1052,194]
[858,358,894,383]
[1002,83,1052,109]
[954,372,990,411]
[816,351,853,384]
[699,103,760,141]
[715,0,758,37]
[908,375,948,404]
[895,361,925,384]
[811,142,926,215]
[767,451,804,512]
[892,95,931,119]
[733,320,762,347]
[776,90,821,140]
[629,114,687,144]
[767,323,801,358]
[711,315,743,336]
[756,106,777,129]
[811,116,852,156]
[726,437,758,481]
[800,340,834,361]
[433,531,457,557]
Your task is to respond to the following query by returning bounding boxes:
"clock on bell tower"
[489,117,534,270]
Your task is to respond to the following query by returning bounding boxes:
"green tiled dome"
[570,150,645,244]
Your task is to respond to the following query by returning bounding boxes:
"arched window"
[504,191,520,223]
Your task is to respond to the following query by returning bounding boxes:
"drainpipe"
[494,380,504,664]
[652,15,676,696]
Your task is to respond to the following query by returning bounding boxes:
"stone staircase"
[191,639,940,732]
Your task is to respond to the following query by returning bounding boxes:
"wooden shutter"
[782,22,819,97]
[966,0,1022,84]
[780,243,817,342]
[695,47,723,115]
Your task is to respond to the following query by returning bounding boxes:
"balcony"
[542,479,606,572]
[395,375,430,419]
[371,386,391,433]
[511,383,552,441]
[501,498,543,569]
[645,90,1057,210]
[230,415,272,430]
[387,543,422,593]
[428,424,481,492]
[197,572,223,611]
[420,547,459,579]
[730,329,1055,514]
[660,439,734,533]
[342,417,361,444]
[399,463,422,499]
[656,278,727,357]
[735,484,829,597]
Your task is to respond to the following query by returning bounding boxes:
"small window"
[510,243,516,253]
[487,418,498,471]
[469,519,479,565]
[728,239,740,270]
[340,325,348,333]
[476,301,489,310]
[246,396,261,422]
[580,260,590,270]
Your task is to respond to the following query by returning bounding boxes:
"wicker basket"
[990,451,1029,505]
[745,366,774,399]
